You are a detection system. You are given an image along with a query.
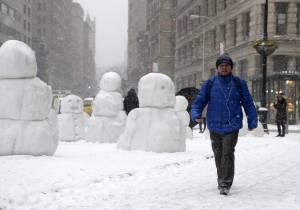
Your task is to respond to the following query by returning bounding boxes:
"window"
[27,7,31,18]
[204,0,208,16]
[37,16,41,24]
[1,3,8,14]
[8,8,15,19]
[275,3,288,35]
[242,11,250,40]
[220,24,226,44]
[23,19,26,30]
[38,3,41,11]
[27,22,31,32]
[296,57,300,72]
[195,5,201,25]
[224,0,227,10]
[297,4,300,34]
[239,59,248,79]
[212,28,216,50]
[23,4,26,15]
[231,19,237,46]
[273,55,289,72]
[183,16,188,34]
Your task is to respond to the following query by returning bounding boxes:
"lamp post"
[253,0,277,133]
[190,15,224,82]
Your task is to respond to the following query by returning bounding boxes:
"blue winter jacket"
[191,74,258,134]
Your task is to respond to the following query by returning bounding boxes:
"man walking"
[191,53,258,195]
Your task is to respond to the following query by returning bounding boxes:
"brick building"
[175,0,300,124]
[127,0,148,90]
[31,0,96,98]
[146,0,177,80]
[0,0,32,46]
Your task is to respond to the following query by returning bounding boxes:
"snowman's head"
[175,96,188,112]
[99,72,121,92]
[60,95,83,114]
[138,73,175,108]
[0,40,37,79]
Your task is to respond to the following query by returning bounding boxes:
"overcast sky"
[74,0,128,68]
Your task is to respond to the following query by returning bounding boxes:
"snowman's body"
[175,96,193,139]
[0,40,58,156]
[118,73,186,152]
[85,72,126,143]
[58,95,86,141]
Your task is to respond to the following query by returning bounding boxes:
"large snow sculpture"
[0,40,58,156]
[85,72,126,143]
[175,96,193,139]
[118,73,186,153]
[58,95,87,141]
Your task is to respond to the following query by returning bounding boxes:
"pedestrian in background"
[123,88,139,115]
[191,53,258,195]
[274,93,287,137]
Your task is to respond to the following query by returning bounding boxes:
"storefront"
[252,73,300,125]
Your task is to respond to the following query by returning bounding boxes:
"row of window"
[37,2,47,11]
[0,22,22,39]
[177,2,300,51]
[177,9,250,48]
[0,22,30,45]
[23,3,31,18]
[0,2,22,23]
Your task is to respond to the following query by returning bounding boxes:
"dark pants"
[277,122,285,136]
[210,131,238,189]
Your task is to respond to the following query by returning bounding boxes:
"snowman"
[118,73,186,153]
[0,40,58,156]
[58,94,87,141]
[85,72,126,143]
[239,109,264,137]
[175,96,193,139]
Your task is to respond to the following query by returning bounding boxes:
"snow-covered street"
[1,131,300,210]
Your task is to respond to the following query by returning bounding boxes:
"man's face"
[217,64,232,76]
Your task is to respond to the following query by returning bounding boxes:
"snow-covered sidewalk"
[1,132,300,210]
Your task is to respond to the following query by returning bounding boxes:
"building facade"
[127,0,148,90]
[146,0,177,80]
[0,0,32,46]
[31,0,96,98]
[174,0,300,124]
[83,14,97,97]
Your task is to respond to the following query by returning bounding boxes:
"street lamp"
[253,0,278,133]
[189,15,224,81]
